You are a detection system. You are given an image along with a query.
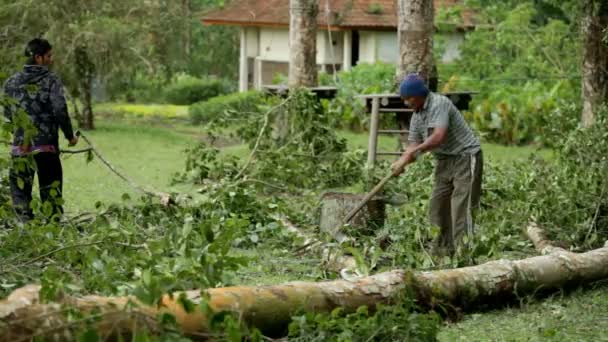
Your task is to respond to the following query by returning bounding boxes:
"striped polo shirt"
[408,92,480,157]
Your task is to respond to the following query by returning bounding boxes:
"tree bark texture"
[183,0,192,65]
[2,232,608,338]
[319,192,386,237]
[74,46,95,130]
[581,0,608,127]
[396,0,435,87]
[288,0,318,87]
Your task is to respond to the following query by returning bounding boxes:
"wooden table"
[262,85,338,100]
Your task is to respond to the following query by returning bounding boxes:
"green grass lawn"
[438,283,608,341]
[93,103,189,120]
[61,120,201,213]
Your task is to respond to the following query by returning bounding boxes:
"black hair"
[24,38,52,65]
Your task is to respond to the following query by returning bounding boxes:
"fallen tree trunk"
[2,232,608,339]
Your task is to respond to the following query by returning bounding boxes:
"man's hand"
[68,136,78,147]
[391,151,415,176]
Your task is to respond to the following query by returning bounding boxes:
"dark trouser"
[9,152,64,221]
[430,150,483,255]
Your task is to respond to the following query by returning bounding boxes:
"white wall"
[440,32,464,63]
[376,31,399,63]
[357,30,465,65]
[319,30,344,64]
[259,28,290,61]
[257,27,344,64]
[246,27,259,58]
[252,27,465,75]
[358,31,377,63]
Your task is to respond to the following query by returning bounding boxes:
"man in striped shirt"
[391,74,483,256]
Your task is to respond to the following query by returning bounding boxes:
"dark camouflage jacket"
[3,65,74,150]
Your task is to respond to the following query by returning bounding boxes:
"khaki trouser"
[430,150,483,255]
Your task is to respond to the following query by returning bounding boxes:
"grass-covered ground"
[53,111,603,340]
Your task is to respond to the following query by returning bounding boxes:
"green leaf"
[78,329,100,342]
[86,150,94,163]
[249,233,259,243]
[142,269,152,287]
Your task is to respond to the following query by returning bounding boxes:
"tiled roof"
[202,0,475,30]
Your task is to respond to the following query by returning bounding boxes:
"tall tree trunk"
[2,225,608,339]
[75,46,95,130]
[396,0,436,89]
[581,0,608,127]
[183,0,191,67]
[288,0,318,87]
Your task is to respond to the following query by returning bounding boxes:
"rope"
[75,131,173,206]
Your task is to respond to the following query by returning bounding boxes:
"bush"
[439,3,581,145]
[288,297,441,341]
[107,73,166,103]
[324,62,396,131]
[464,80,579,145]
[164,74,234,105]
[189,90,262,124]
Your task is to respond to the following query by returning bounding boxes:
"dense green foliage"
[164,74,234,105]
[189,90,263,124]
[288,299,441,341]
[440,2,581,145]
[321,63,396,131]
[2,0,608,339]
[2,88,608,339]
[181,89,367,190]
[0,0,238,127]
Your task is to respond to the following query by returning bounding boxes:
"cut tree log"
[2,224,608,339]
[319,192,386,242]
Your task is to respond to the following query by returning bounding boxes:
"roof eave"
[202,19,476,32]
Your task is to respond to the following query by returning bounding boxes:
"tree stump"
[320,192,386,235]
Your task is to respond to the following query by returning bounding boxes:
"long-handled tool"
[294,166,404,253]
[331,167,402,243]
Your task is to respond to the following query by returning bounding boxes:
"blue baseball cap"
[399,73,429,98]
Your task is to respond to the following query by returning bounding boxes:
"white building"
[202,0,474,91]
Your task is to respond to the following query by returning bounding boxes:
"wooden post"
[239,27,248,92]
[343,30,352,71]
[254,57,263,90]
[367,97,380,169]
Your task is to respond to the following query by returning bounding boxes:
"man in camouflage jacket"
[3,38,78,221]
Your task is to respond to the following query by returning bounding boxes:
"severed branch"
[272,215,357,273]
[21,241,105,266]
[525,220,565,255]
[233,95,292,181]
